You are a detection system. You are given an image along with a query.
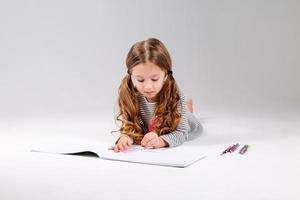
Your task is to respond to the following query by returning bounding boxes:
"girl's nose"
[144,81,153,90]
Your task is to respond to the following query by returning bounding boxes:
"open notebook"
[31,143,205,168]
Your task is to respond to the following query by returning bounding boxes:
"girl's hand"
[109,135,133,152]
[141,132,168,149]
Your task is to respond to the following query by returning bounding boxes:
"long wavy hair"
[116,38,181,144]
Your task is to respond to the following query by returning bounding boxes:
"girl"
[110,38,202,152]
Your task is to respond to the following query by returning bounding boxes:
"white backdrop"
[1,0,299,120]
[1,1,300,200]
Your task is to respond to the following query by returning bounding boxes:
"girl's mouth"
[145,92,155,96]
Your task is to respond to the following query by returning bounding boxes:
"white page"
[31,139,205,168]
[93,145,205,167]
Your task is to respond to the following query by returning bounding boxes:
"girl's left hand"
[141,131,168,149]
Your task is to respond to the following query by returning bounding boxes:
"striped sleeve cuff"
[160,130,188,147]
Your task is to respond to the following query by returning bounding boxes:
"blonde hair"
[116,38,181,144]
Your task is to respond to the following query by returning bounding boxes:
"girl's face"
[131,62,166,102]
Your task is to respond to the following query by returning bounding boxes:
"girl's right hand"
[109,135,133,152]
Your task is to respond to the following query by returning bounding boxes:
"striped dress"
[137,91,203,147]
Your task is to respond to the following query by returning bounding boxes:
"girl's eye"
[137,80,144,83]
[152,79,158,82]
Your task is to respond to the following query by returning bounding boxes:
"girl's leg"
[187,98,193,113]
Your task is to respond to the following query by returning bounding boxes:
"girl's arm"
[160,93,202,147]
[160,94,190,147]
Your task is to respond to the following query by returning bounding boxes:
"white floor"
[1,108,299,200]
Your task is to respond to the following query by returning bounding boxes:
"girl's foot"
[187,98,193,113]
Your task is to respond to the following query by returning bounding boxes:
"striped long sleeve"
[138,91,202,147]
